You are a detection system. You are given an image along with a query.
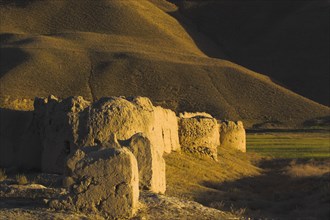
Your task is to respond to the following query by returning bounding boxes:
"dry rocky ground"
[0,173,236,220]
[0,157,329,220]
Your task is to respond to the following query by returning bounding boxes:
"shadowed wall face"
[0,108,42,170]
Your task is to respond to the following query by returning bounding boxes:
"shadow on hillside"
[0,197,46,209]
[196,159,330,219]
[0,0,35,7]
[304,116,330,128]
[170,0,330,106]
[167,10,227,59]
[0,47,29,78]
[0,33,16,42]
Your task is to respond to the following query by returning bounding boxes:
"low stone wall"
[178,113,219,160]
[219,120,246,152]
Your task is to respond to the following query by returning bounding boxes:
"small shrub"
[210,201,225,209]
[0,169,7,181]
[230,204,246,216]
[16,174,28,185]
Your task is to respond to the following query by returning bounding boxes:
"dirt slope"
[0,0,329,127]
[176,0,330,106]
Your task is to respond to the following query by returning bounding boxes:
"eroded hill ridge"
[0,95,246,218]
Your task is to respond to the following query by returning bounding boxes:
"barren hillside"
[0,0,329,128]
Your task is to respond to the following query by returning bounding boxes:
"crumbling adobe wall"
[82,96,148,147]
[219,120,246,152]
[178,113,220,160]
[51,147,139,219]
[34,95,178,185]
[123,133,166,194]
[153,106,180,153]
[76,96,180,154]
[74,97,170,194]
[1,95,248,219]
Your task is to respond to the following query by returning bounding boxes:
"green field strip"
[246,132,330,159]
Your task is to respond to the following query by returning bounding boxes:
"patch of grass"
[166,132,330,219]
[230,204,246,217]
[165,146,261,219]
[0,169,7,181]
[247,132,330,158]
[285,160,330,177]
[16,174,28,185]
[165,145,261,199]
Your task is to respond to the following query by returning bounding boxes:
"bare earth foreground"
[0,132,329,220]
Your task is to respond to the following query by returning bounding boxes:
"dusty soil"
[0,174,236,220]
